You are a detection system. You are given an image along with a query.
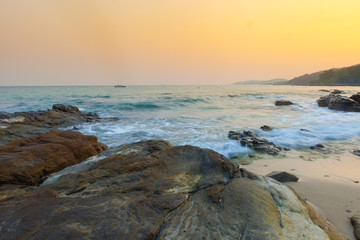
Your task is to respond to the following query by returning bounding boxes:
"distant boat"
[114,85,126,88]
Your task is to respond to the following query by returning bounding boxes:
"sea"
[1,85,360,158]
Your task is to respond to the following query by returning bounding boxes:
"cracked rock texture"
[0,140,346,240]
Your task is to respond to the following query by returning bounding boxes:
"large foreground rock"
[0,140,345,240]
[0,130,107,185]
[0,104,116,144]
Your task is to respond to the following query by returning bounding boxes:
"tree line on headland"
[234,63,360,86]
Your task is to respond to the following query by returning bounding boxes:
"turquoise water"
[1,85,360,157]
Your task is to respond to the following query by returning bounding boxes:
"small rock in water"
[319,89,330,92]
[310,144,325,150]
[300,129,310,132]
[260,125,272,131]
[266,171,299,183]
[354,181,359,184]
[275,100,293,106]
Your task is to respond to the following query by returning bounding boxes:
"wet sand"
[245,150,360,240]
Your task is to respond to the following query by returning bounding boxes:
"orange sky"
[0,0,360,85]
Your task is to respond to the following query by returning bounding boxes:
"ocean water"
[1,85,360,158]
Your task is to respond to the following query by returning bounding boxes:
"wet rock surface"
[0,104,117,144]
[229,130,281,155]
[0,130,107,185]
[0,139,346,240]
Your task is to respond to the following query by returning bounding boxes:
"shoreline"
[245,151,360,240]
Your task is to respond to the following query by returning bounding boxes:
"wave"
[68,95,111,99]
[115,102,163,111]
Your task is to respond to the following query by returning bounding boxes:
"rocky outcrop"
[229,130,281,155]
[0,130,107,185]
[351,214,360,240]
[0,140,345,240]
[317,94,360,112]
[275,100,293,106]
[0,104,117,144]
[266,171,299,183]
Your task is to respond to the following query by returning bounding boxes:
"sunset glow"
[1,0,360,85]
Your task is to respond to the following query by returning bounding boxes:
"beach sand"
[245,150,360,240]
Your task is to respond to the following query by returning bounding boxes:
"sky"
[0,0,360,86]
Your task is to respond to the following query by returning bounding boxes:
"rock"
[228,129,260,140]
[319,89,330,92]
[0,140,346,240]
[228,131,241,140]
[0,104,117,144]
[266,171,299,182]
[0,130,107,185]
[310,144,325,150]
[353,150,360,157]
[317,94,360,112]
[300,128,311,132]
[350,92,360,104]
[351,214,360,240]
[331,89,345,94]
[317,94,335,107]
[275,100,293,106]
[328,95,360,112]
[52,104,82,114]
[240,137,281,155]
[229,130,281,155]
[260,125,272,131]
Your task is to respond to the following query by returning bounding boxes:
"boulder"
[266,171,299,183]
[317,94,360,112]
[275,100,293,106]
[0,140,346,240]
[328,95,360,112]
[351,214,360,240]
[317,94,335,107]
[0,104,118,144]
[0,130,107,185]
